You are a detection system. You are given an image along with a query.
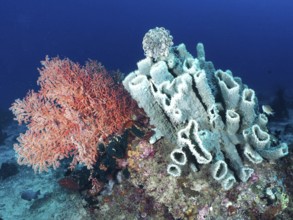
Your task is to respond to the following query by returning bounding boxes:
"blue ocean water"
[1,1,293,219]
[0,0,293,110]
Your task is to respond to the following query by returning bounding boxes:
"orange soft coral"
[10,56,137,172]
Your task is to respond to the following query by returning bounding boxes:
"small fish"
[262,105,274,116]
[21,190,40,201]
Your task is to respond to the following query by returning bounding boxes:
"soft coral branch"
[10,56,137,172]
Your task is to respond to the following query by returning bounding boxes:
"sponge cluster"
[123,31,288,190]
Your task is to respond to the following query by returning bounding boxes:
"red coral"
[58,177,80,191]
[10,56,137,172]
[88,177,104,196]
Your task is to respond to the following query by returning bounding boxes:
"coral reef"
[123,27,289,191]
[126,136,291,219]
[10,57,138,172]
[6,27,292,220]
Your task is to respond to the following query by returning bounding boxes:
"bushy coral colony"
[123,27,288,190]
[10,57,138,172]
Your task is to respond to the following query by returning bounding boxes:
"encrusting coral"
[123,27,289,190]
[10,57,138,172]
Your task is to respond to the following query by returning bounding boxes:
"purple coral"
[197,205,210,220]
[138,140,155,159]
